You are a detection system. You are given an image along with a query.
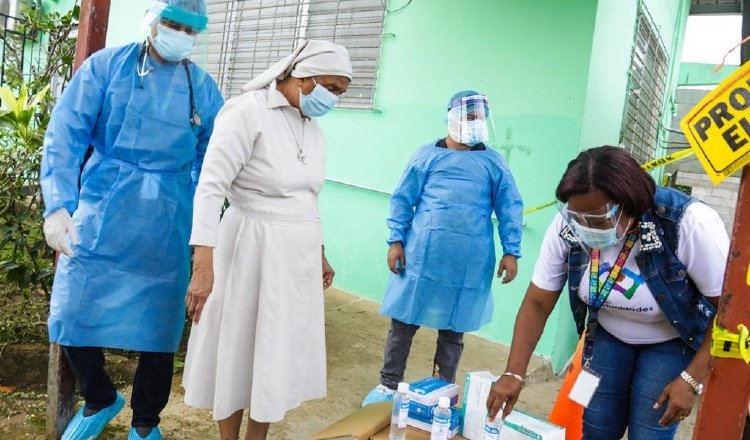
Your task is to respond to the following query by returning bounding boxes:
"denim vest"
[563,187,716,351]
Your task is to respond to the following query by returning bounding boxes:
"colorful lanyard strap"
[588,233,638,310]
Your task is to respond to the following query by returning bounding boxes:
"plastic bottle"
[389,382,410,440]
[482,414,502,440]
[430,396,452,440]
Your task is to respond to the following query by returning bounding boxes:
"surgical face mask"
[448,119,489,146]
[571,223,620,249]
[151,23,196,62]
[299,79,339,117]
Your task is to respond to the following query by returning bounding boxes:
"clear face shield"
[446,94,497,147]
[558,202,630,251]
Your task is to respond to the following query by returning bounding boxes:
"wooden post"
[46,1,110,439]
[692,3,750,438]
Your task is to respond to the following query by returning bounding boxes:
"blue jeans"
[583,327,694,440]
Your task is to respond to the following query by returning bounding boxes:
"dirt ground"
[0,289,697,439]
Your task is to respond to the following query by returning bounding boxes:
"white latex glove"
[43,208,79,257]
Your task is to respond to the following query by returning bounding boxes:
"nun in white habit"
[182,40,352,440]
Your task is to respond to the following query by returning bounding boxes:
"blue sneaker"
[362,384,395,406]
[62,391,125,440]
[128,426,163,440]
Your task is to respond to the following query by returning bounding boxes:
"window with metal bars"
[619,4,669,164]
[199,0,386,109]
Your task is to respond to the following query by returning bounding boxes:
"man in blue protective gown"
[39,1,223,439]
[363,91,524,405]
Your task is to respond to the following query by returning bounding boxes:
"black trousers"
[379,319,464,390]
[62,346,174,428]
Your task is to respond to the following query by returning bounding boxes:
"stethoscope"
[137,41,201,128]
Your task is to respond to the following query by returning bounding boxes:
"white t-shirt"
[531,202,729,344]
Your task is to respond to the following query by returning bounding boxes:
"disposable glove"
[43,208,79,257]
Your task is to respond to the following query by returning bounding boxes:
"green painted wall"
[679,62,738,86]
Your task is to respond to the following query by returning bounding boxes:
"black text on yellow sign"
[681,62,750,185]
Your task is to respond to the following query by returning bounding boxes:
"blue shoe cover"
[128,426,163,440]
[362,384,395,407]
[62,391,125,440]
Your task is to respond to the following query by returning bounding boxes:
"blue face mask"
[572,223,619,249]
[299,78,339,117]
[151,24,196,62]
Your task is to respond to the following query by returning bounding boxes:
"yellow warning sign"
[681,62,750,185]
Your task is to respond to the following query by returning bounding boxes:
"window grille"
[619,4,669,164]
[200,0,386,109]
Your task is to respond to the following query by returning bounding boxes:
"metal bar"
[47,1,111,439]
[693,0,750,437]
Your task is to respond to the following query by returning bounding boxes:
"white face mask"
[448,120,489,146]
[151,23,196,62]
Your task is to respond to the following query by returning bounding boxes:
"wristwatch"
[680,370,703,395]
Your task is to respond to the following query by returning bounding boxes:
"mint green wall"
[579,0,690,151]
[679,62,738,86]
[105,0,151,47]
[318,0,599,372]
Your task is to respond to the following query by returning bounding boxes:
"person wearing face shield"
[362,90,524,406]
[486,146,729,439]
[39,1,223,439]
[181,40,350,440]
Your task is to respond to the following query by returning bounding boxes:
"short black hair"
[555,146,656,217]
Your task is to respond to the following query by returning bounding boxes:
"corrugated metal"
[198,0,386,108]
[620,5,668,164]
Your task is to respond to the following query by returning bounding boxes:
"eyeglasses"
[559,202,621,230]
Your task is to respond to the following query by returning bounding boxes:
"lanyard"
[136,42,201,128]
[588,233,638,311]
[583,233,638,367]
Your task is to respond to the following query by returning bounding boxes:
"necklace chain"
[280,109,307,166]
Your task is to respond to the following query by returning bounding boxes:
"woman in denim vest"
[486,146,729,439]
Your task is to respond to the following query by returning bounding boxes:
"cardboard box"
[409,377,460,419]
[311,402,392,440]
[460,371,498,439]
[501,409,565,440]
[312,401,468,440]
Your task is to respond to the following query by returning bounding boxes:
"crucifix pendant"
[297,151,307,166]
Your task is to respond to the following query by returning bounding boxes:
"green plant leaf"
[0,87,18,113]
[28,85,50,110]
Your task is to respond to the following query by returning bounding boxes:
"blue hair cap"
[161,0,208,31]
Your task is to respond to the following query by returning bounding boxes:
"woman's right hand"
[486,375,523,421]
[186,246,214,324]
[387,242,406,274]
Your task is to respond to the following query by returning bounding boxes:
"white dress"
[182,82,327,422]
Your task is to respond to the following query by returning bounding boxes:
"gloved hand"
[43,208,79,257]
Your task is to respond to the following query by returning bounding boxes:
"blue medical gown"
[40,43,224,352]
[380,142,523,332]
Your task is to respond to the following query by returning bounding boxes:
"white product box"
[501,409,565,440]
[460,371,498,440]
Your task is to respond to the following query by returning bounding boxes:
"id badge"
[568,368,602,408]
